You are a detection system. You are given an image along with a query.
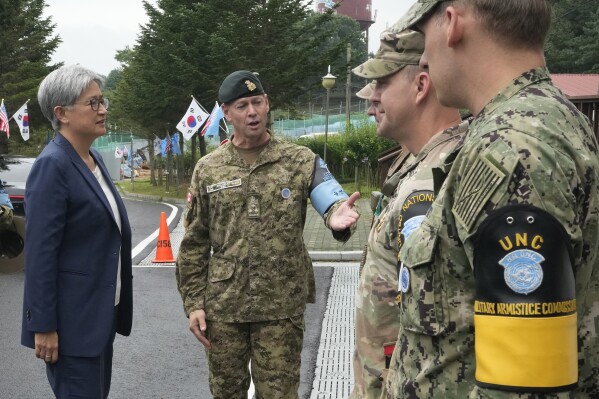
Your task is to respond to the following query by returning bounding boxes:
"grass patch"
[116,176,375,202]
[340,182,374,199]
[116,176,189,200]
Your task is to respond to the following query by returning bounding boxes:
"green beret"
[218,70,265,104]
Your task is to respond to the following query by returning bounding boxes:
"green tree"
[111,0,368,129]
[545,0,599,73]
[0,0,61,154]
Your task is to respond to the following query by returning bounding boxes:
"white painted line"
[248,360,255,398]
[131,202,179,258]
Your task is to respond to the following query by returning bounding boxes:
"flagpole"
[191,95,209,114]
[7,99,29,122]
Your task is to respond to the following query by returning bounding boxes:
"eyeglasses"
[71,97,109,111]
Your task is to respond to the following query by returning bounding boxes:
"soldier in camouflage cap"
[352,29,423,80]
[176,70,361,399]
[356,81,375,100]
[348,28,467,399]
[383,1,599,398]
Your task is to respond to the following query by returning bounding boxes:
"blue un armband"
[309,156,348,217]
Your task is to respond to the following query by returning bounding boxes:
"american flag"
[0,100,9,138]
[165,132,172,153]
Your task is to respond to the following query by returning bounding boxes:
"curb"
[116,186,187,205]
[119,187,364,262]
[309,251,362,261]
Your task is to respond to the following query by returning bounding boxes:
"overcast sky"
[44,0,417,76]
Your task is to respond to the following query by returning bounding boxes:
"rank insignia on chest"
[247,194,261,218]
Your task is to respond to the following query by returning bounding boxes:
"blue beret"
[218,70,265,104]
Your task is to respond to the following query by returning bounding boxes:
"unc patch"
[399,264,410,293]
[498,249,544,295]
[281,188,291,199]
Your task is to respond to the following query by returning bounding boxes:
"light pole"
[321,65,336,164]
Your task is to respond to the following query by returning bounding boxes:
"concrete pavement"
[133,195,371,399]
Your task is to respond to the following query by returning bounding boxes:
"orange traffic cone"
[152,211,176,263]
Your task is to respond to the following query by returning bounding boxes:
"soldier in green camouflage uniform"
[348,29,466,399]
[176,70,360,399]
[383,1,599,397]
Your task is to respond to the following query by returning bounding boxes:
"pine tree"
[0,0,61,152]
[545,0,598,73]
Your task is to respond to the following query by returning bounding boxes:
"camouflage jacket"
[177,135,328,322]
[388,68,599,398]
[352,121,467,399]
[0,205,13,230]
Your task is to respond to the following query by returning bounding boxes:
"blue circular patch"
[281,188,291,199]
[399,265,410,293]
[499,249,544,295]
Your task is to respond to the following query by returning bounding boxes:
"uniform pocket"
[398,222,448,336]
[208,255,236,283]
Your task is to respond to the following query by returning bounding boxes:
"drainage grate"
[310,265,359,399]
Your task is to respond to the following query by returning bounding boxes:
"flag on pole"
[200,102,225,137]
[176,98,210,141]
[161,137,167,156]
[165,132,172,154]
[171,133,181,155]
[114,146,123,159]
[13,102,29,141]
[0,100,10,138]
[153,135,162,156]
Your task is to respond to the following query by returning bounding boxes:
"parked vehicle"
[0,155,35,273]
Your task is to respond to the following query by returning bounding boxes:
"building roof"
[550,74,599,97]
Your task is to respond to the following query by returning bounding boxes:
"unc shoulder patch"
[472,204,577,393]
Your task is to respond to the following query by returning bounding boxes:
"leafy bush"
[296,119,395,190]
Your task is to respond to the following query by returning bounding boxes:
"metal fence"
[571,96,599,139]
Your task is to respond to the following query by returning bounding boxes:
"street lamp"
[321,65,336,164]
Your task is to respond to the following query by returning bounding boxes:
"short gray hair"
[37,65,103,130]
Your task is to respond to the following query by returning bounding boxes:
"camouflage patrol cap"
[393,0,447,32]
[356,81,376,100]
[352,29,424,79]
[218,70,265,104]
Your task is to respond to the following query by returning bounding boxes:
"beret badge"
[245,80,257,91]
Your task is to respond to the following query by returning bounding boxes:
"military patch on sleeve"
[452,155,505,233]
[397,190,434,252]
[472,204,577,393]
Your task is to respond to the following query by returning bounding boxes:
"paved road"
[0,198,343,398]
[0,265,335,399]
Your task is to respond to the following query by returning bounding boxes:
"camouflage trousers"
[205,315,304,399]
[350,249,401,399]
